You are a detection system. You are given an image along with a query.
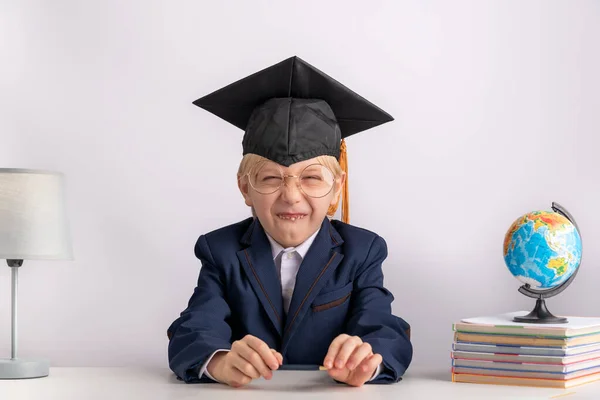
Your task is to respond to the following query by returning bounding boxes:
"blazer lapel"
[282,218,344,353]
[236,219,284,337]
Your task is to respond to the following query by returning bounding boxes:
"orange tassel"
[327,139,350,223]
[339,139,349,224]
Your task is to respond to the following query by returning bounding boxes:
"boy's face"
[239,157,345,248]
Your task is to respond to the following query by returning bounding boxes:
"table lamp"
[0,168,73,379]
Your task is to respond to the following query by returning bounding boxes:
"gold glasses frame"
[245,162,336,199]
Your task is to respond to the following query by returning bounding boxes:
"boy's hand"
[323,334,382,387]
[207,335,283,387]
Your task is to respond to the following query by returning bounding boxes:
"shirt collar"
[265,228,320,260]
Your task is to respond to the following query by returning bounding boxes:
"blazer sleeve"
[344,235,413,384]
[167,234,233,383]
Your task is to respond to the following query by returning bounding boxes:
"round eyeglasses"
[246,162,335,198]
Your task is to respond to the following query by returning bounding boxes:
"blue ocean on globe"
[503,211,582,289]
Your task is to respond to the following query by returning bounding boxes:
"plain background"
[1,0,599,371]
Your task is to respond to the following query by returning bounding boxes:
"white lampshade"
[0,168,73,260]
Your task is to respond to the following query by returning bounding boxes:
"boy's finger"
[324,334,350,369]
[334,336,362,369]
[236,341,273,378]
[346,342,372,371]
[327,365,349,382]
[227,366,253,387]
[271,349,283,365]
[244,335,280,370]
[357,353,383,378]
[230,352,261,380]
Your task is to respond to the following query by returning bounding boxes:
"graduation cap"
[193,56,394,223]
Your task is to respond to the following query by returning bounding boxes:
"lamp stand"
[0,259,49,379]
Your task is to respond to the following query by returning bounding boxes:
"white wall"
[1,0,599,370]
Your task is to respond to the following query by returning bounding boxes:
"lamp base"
[0,359,49,379]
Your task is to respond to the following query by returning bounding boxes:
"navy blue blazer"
[167,217,413,384]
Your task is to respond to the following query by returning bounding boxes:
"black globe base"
[513,298,568,324]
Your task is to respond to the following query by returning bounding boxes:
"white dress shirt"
[198,229,382,382]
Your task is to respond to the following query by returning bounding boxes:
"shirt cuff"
[368,362,384,382]
[198,349,230,383]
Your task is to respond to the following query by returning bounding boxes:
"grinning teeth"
[278,215,304,220]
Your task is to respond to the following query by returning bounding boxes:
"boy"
[167,56,413,387]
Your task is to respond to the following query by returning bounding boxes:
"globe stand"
[512,202,581,325]
[513,297,567,324]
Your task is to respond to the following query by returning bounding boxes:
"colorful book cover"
[451,349,600,365]
[453,312,600,338]
[452,342,600,356]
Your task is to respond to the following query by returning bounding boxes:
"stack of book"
[451,311,600,388]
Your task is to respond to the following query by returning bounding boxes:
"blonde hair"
[237,153,345,219]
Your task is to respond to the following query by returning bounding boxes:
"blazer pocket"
[311,282,353,312]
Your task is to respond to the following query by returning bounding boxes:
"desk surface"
[0,367,599,400]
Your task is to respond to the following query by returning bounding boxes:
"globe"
[502,203,583,323]
[503,211,582,289]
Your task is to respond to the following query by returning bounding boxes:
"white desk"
[0,367,599,400]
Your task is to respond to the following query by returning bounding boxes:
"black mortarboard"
[193,56,394,167]
[193,56,394,223]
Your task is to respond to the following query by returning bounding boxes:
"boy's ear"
[330,171,346,207]
[238,176,253,207]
